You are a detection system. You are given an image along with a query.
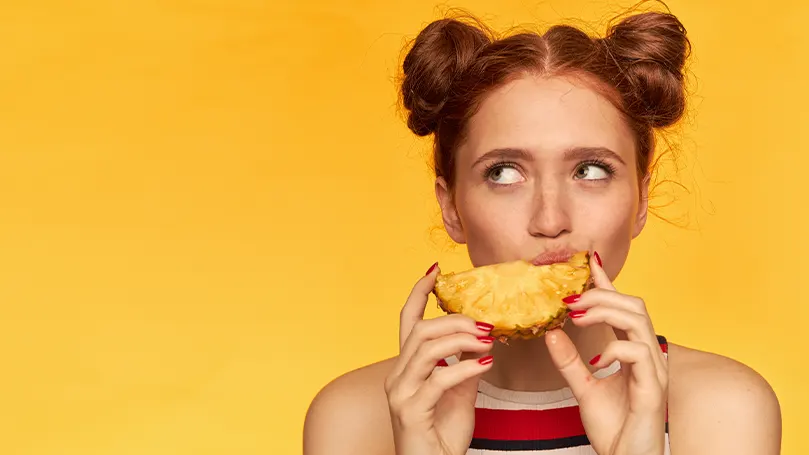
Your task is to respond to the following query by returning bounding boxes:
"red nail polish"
[594,251,602,267]
[476,322,494,332]
[589,354,601,365]
[425,262,438,275]
[477,335,494,343]
[569,310,587,318]
[436,358,449,367]
[562,294,581,304]
[478,355,494,365]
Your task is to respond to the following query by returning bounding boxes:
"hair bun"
[605,11,690,128]
[400,18,491,136]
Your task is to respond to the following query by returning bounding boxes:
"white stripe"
[474,360,621,410]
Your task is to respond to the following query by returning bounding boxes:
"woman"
[303,7,782,455]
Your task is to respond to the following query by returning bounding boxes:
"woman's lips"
[531,249,575,266]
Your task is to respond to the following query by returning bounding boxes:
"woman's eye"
[574,164,610,180]
[488,166,524,185]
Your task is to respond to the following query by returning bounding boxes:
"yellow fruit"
[433,252,591,341]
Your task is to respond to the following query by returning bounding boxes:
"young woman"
[303,8,782,455]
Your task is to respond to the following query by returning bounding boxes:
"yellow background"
[0,0,805,454]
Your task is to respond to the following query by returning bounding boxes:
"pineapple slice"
[433,251,591,341]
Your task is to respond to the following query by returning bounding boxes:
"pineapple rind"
[433,252,591,340]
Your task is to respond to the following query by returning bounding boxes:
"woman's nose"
[527,187,571,239]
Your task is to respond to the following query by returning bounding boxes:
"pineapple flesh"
[433,252,591,341]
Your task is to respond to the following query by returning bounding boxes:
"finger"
[568,305,660,351]
[410,356,494,411]
[399,262,441,349]
[589,251,615,291]
[590,340,664,404]
[571,306,667,382]
[394,314,493,378]
[545,329,593,399]
[565,288,646,315]
[397,333,494,396]
[566,290,662,359]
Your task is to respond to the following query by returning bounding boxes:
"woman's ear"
[632,174,650,239]
[435,177,466,244]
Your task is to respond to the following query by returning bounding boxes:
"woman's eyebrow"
[471,148,534,168]
[564,146,626,165]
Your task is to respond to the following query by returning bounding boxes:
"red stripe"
[473,407,585,440]
[474,406,670,441]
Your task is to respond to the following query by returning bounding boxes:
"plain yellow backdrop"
[0,0,805,454]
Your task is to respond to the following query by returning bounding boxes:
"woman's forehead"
[460,75,637,165]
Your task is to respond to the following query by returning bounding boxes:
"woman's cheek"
[461,197,530,264]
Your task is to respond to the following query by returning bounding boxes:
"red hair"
[398,7,691,191]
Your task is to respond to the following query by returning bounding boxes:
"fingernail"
[569,310,587,318]
[478,355,494,365]
[562,294,581,304]
[425,262,438,275]
[589,354,601,365]
[436,358,449,367]
[476,321,494,332]
[594,251,602,267]
[477,335,494,343]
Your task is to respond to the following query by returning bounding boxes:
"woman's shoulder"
[666,341,782,452]
[667,341,776,393]
[303,356,398,455]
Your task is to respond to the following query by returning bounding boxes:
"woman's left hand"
[545,252,668,455]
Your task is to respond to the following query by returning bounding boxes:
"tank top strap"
[657,334,669,354]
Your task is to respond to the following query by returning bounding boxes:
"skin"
[302,75,782,455]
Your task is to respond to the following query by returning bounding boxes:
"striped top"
[443,336,671,454]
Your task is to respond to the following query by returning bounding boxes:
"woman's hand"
[546,252,668,455]
[384,262,496,455]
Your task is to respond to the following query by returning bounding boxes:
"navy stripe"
[470,435,590,451]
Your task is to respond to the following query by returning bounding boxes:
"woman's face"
[436,75,648,280]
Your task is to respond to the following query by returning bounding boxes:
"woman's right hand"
[384,262,496,455]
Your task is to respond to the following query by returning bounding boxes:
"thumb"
[545,329,593,399]
[399,262,440,348]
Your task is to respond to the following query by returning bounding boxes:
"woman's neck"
[480,322,617,392]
